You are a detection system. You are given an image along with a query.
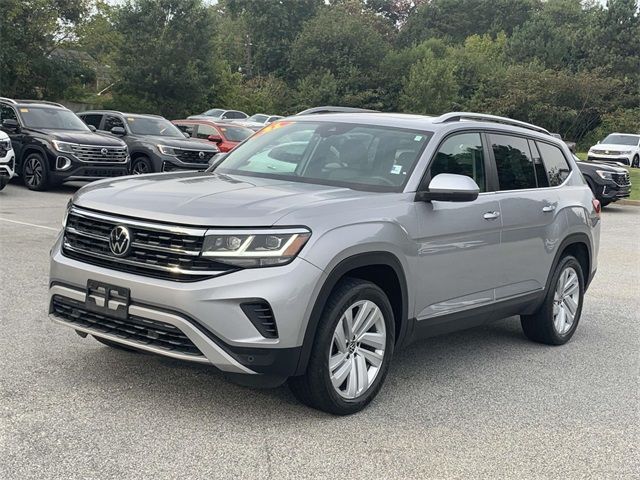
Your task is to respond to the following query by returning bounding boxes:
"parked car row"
[186,108,283,131]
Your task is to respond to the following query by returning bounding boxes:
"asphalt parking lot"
[1,181,638,479]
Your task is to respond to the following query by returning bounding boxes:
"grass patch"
[576,152,639,201]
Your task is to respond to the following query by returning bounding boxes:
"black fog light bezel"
[56,156,72,171]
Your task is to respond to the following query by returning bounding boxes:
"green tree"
[0,0,90,98]
[400,50,458,114]
[110,0,234,118]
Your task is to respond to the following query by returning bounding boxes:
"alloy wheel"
[24,157,43,187]
[552,266,580,335]
[132,161,150,174]
[328,300,386,399]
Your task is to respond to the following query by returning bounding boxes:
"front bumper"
[51,152,130,181]
[0,150,16,179]
[49,234,325,376]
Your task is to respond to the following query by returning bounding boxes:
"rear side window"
[224,111,247,119]
[196,123,218,139]
[104,115,124,131]
[0,105,18,123]
[536,141,571,186]
[490,134,536,190]
[80,114,103,129]
[429,132,486,192]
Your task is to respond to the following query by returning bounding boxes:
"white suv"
[588,133,640,167]
[0,130,15,190]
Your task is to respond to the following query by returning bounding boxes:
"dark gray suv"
[78,110,219,174]
[49,112,600,415]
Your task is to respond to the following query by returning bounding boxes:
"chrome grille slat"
[70,144,128,163]
[62,208,236,281]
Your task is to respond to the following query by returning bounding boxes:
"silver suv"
[49,112,601,415]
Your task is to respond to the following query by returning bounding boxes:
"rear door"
[489,133,563,300]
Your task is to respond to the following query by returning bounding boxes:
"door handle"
[483,211,500,220]
[542,205,556,213]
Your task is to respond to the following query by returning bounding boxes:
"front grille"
[174,148,216,165]
[588,156,630,166]
[612,172,631,186]
[51,295,203,357]
[162,161,205,172]
[71,144,128,163]
[591,149,623,156]
[0,147,8,157]
[62,208,236,281]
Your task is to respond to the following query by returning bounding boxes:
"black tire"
[22,153,50,191]
[131,156,154,174]
[0,177,7,191]
[93,335,141,353]
[632,155,639,168]
[521,255,584,345]
[288,278,395,415]
[600,199,611,207]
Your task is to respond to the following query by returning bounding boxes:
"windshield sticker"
[20,108,29,113]
[414,135,422,141]
[390,164,402,175]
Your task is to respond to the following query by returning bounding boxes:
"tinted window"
[429,132,486,192]
[195,123,218,139]
[174,123,196,136]
[223,111,247,119]
[490,134,536,190]
[217,121,431,192]
[0,105,18,123]
[217,125,253,142]
[20,107,89,131]
[104,115,125,131]
[80,114,103,129]
[528,140,549,188]
[537,141,571,186]
[125,115,183,137]
[203,109,224,117]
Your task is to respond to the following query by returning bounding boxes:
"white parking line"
[0,217,59,232]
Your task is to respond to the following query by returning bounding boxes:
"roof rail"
[435,112,550,135]
[297,106,379,115]
[15,99,66,108]
[0,97,18,104]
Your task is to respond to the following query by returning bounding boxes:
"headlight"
[201,229,311,267]
[0,139,11,150]
[51,140,75,153]
[620,150,632,154]
[596,170,613,180]
[157,144,178,156]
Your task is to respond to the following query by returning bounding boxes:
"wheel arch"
[547,233,592,293]
[19,145,49,169]
[294,251,408,376]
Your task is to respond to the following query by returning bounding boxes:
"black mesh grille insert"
[241,301,278,338]
[51,295,203,357]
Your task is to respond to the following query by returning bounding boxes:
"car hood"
[577,161,627,173]
[590,143,635,152]
[140,135,218,151]
[38,129,126,146]
[73,172,373,227]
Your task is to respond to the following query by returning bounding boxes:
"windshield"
[218,124,253,142]
[216,121,432,192]
[248,114,268,123]
[602,134,639,146]
[125,116,184,137]
[19,107,90,131]
[203,109,224,117]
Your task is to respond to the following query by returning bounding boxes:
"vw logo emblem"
[198,151,205,159]
[101,148,109,155]
[109,225,131,257]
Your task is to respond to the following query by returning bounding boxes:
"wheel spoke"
[342,308,354,340]
[354,354,368,395]
[351,301,373,337]
[330,356,352,388]
[333,325,347,353]
[554,305,565,333]
[329,351,347,372]
[358,347,383,368]
[345,358,357,397]
[359,332,385,350]
[563,295,578,319]
[354,305,381,340]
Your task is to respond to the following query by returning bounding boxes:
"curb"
[615,199,640,206]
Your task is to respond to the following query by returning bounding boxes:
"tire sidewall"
[543,255,585,344]
[132,156,153,174]
[22,153,49,191]
[316,281,395,414]
[633,155,639,168]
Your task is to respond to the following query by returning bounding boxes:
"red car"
[172,119,254,152]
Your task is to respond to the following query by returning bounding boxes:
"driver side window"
[103,115,124,132]
[429,133,486,192]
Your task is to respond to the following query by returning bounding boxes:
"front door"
[413,131,502,325]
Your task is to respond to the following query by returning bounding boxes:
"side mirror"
[207,134,223,143]
[110,126,126,136]
[182,131,190,138]
[2,118,19,131]
[87,124,97,132]
[416,173,480,202]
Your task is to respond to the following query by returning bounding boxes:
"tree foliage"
[0,0,638,141]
